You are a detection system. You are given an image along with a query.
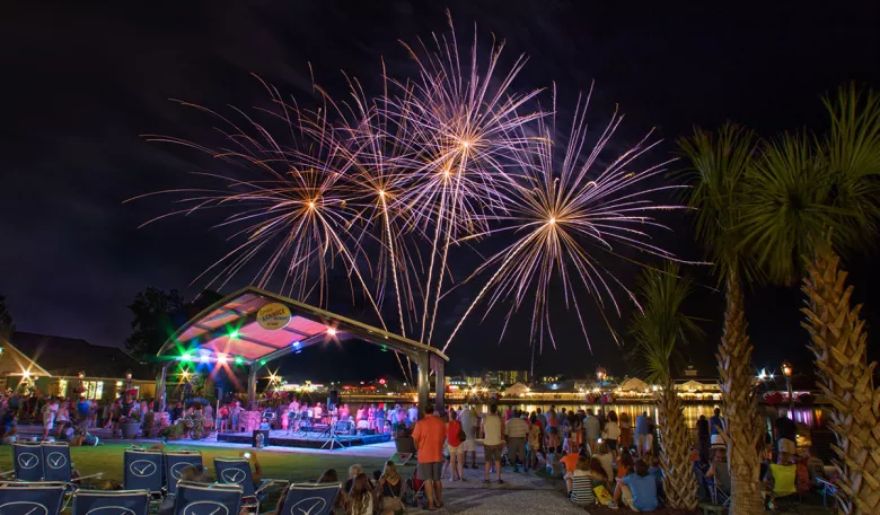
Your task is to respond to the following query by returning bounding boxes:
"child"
[569,455,595,507]
[545,427,562,477]
[348,472,374,515]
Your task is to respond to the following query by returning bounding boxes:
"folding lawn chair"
[41,442,103,485]
[391,434,416,466]
[276,483,340,515]
[72,489,150,515]
[13,442,45,481]
[164,451,204,497]
[123,449,164,496]
[213,457,287,513]
[404,467,426,508]
[0,480,66,515]
[173,480,242,515]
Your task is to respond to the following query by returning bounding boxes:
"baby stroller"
[403,467,426,508]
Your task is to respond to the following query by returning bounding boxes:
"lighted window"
[58,379,68,397]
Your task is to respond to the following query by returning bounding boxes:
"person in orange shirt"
[560,450,583,494]
[412,405,446,509]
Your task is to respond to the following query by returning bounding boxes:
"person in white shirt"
[603,410,621,454]
[481,404,505,484]
[459,405,479,469]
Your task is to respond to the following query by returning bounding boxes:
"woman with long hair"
[377,461,405,515]
[348,473,374,515]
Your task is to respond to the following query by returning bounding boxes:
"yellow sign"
[256,303,291,330]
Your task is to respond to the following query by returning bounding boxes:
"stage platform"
[217,429,391,449]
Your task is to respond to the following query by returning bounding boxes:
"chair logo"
[17,452,40,470]
[46,452,67,470]
[183,500,230,515]
[85,506,137,515]
[128,460,158,477]
[170,461,195,479]
[220,468,246,483]
[0,501,49,515]
[289,497,327,515]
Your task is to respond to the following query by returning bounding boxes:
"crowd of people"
[394,403,666,510]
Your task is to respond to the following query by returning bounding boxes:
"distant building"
[0,331,155,400]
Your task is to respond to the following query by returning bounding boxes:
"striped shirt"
[570,472,595,506]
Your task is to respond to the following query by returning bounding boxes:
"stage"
[217,429,391,449]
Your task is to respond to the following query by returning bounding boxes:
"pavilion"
[155,286,449,414]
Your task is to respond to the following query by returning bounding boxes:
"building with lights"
[0,332,155,399]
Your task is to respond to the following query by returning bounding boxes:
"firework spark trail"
[383,13,544,346]
[137,14,687,367]
[441,86,687,353]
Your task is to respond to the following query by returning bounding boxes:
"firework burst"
[442,85,685,353]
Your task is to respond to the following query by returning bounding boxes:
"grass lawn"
[0,443,392,484]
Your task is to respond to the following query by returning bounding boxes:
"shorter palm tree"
[630,264,702,510]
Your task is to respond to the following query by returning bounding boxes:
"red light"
[378,378,386,385]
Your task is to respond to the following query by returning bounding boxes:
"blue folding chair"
[213,457,286,513]
[72,489,150,515]
[277,483,340,515]
[13,442,45,481]
[123,449,164,495]
[164,451,204,497]
[173,480,242,515]
[0,481,66,515]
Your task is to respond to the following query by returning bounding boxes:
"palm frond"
[677,123,760,282]
[629,264,703,383]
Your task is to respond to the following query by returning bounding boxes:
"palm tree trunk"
[717,270,764,514]
[657,376,699,510]
[802,245,880,514]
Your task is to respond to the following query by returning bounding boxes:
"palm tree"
[738,85,880,515]
[630,264,702,510]
[679,123,766,514]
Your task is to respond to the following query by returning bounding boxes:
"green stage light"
[228,328,240,339]
[180,353,192,362]
[259,359,267,366]
[234,356,244,365]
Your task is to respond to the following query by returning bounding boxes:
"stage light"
[217,353,228,364]
[378,378,386,385]
[180,353,192,362]
[228,328,240,339]
[199,353,210,364]
[292,341,301,349]
[326,327,337,336]
[234,356,244,366]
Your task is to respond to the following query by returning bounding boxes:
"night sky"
[2,2,879,383]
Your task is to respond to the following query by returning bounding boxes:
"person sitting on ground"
[561,449,583,493]
[613,458,659,512]
[376,461,405,515]
[569,455,596,507]
[705,446,731,501]
[348,472,374,515]
[617,448,634,480]
[345,464,366,492]
[763,452,798,509]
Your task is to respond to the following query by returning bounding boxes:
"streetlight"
[781,361,794,415]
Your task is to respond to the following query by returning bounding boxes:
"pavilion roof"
[157,286,448,365]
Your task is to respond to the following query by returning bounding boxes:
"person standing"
[584,409,601,452]
[446,410,465,481]
[618,411,633,451]
[505,410,529,473]
[229,400,241,433]
[411,404,446,510]
[709,408,724,446]
[697,414,710,463]
[459,405,479,469]
[602,410,621,454]
[481,404,505,484]
[635,411,650,456]
[41,397,59,440]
